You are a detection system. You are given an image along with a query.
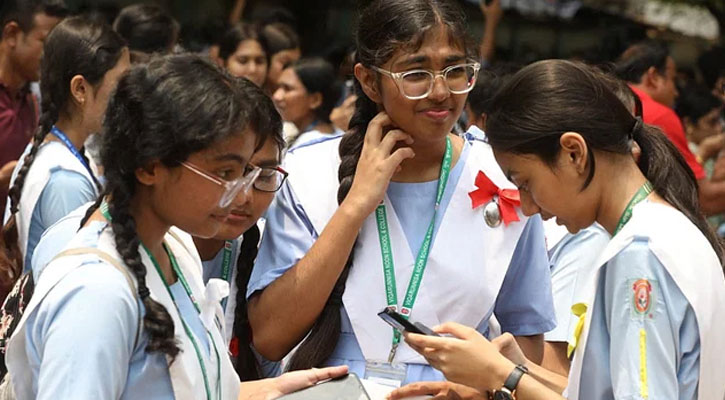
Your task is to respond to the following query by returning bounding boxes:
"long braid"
[79,190,107,229]
[108,181,179,359]
[8,104,57,215]
[232,224,262,380]
[286,79,378,371]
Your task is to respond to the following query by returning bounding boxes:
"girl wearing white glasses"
[247,0,556,388]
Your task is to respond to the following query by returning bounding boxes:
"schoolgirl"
[247,0,555,385]
[272,57,343,151]
[6,54,345,399]
[394,60,725,400]
[3,17,128,271]
[218,23,269,88]
[192,78,288,380]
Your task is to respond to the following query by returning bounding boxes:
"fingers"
[310,365,349,382]
[433,322,479,339]
[491,332,515,350]
[379,129,414,156]
[365,112,393,146]
[387,381,447,399]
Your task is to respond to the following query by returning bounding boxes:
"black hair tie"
[138,286,151,299]
[629,116,643,140]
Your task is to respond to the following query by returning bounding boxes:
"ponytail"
[633,122,724,263]
[286,79,378,371]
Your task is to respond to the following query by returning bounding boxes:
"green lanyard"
[219,240,234,310]
[101,201,222,400]
[613,181,654,236]
[375,136,453,363]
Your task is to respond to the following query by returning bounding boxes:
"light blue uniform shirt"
[579,238,700,400]
[201,238,281,378]
[6,142,98,270]
[546,224,610,342]
[248,135,556,383]
[21,218,211,399]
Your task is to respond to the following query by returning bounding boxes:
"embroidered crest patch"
[630,279,657,319]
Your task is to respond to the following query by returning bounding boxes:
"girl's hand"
[387,381,487,400]
[239,365,349,400]
[343,112,415,218]
[491,332,529,367]
[404,322,514,393]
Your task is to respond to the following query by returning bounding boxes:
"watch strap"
[503,364,528,392]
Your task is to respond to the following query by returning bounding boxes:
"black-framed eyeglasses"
[371,61,481,100]
[253,166,288,192]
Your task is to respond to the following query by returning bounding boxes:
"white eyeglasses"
[371,61,481,100]
[181,161,262,208]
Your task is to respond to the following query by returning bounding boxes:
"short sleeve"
[603,240,699,400]
[37,168,96,229]
[25,261,140,400]
[247,181,318,298]
[494,215,557,335]
[546,226,610,342]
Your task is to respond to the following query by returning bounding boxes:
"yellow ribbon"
[567,303,588,358]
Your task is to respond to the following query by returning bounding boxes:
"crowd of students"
[0,0,724,399]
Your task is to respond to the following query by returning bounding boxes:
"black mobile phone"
[378,308,440,336]
[278,373,370,400]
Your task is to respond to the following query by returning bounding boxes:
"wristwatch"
[491,364,528,400]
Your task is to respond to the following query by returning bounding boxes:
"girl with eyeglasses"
[5,54,345,399]
[247,0,556,387]
[392,60,725,400]
[192,78,289,381]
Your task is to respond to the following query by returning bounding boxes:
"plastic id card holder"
[364,361,407,388]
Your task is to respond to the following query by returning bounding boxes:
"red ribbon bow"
[468,171,521,226]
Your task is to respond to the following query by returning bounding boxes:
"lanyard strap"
[49,126,100,188]
[101,201,222,400]
[220,240,234,310]
[375,136,453,361]
[613,181,653,236]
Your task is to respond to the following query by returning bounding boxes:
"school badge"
[630,279,656,319]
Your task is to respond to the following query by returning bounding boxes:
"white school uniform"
[4,141,100,268]
[248,128,556,382]
[7,224,240,400]
[565,202,725,399]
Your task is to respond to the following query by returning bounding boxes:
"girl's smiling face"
[357,25,469,145]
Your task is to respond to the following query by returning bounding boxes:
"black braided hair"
[5,17,125,272]
[227,77,283,380]
[286,0,471,370]
[100,54,250,358]
[232,224,261,380]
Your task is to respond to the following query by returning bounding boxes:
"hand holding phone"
[378,308,440,336]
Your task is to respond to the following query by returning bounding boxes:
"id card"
[364,361,407,388]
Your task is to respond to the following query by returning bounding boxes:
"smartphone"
[278,373,371,400]
[378,308,440,336]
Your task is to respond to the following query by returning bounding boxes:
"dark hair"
[219,23,268,63]
[91,54,251,359]
[675,84,722,124]
[112,4,179,54]
[615,40,670,84]
[286,0,471,371]
[697,46,725,91]
[289,57,342,124]
[6,16,124,273]
[486,60,724,264]
[467,66,517,118]
[261,23,299,57]
[224,77,282,379]
[0,0,67,37]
